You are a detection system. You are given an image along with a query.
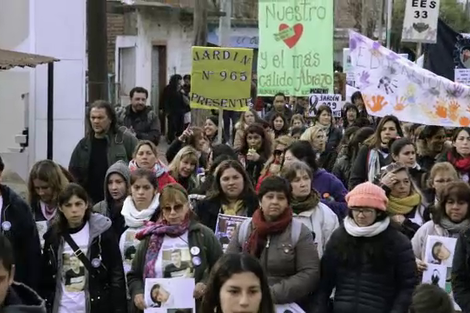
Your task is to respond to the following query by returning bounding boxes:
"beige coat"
[226,220,320,304]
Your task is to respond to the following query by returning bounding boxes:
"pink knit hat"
[345,182,388,211]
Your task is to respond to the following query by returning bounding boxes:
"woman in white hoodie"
[120,168,160,273]
[281,161,339,257]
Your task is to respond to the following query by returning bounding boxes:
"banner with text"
[349,30,470,127]
[402,0,440,43]
[309,93,343,117]
[257,0,334,96]
[190,47,253,111]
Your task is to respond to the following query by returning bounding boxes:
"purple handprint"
[372,41,381,50]
[360,71,371,86]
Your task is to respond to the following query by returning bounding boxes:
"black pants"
[167,113,185,142]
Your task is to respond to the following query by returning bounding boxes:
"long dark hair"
[240,123,272,160]
[449,127,470,159]
[206,160,256,202]
[433,181,470,226]
[53,183,92,234]
[364,115,403,149]
[346,127,374,160]
[201,253,275,313]
[285,140,318,172]
[87,100,118,133]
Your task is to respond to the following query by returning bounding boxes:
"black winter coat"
[314,224,417,313]
[452,228,470,312]
[349,146,393,190]
[0,184,41,290]
[194,195,258,231]
[39,214,127,313]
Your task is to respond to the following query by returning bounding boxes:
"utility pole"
[217,0,232,143]
[87,0,108,103]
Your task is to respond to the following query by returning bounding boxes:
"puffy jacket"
[314,225,417,313]
[39,214,127,313]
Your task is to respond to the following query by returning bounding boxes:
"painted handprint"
[394,96,408,111]
[367,95,388,113]
[434,99,447,119]
[359,71,371,87]
[446,85,465,98]
[460,116,470,127]
[378,76,398,94]
[449,100,460,121]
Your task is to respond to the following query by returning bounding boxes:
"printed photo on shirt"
[36,221,48,249]
[162,248,194,278]
[122,229,139,272]
[214,214,247,252]
[62,252,86,292]
[424,236,457,267]
[144,278,195,313]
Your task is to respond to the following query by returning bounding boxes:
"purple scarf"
[136,218,190,279]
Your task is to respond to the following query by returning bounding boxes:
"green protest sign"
[257,0,334,96]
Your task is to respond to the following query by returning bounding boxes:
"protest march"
[2,0,470,313]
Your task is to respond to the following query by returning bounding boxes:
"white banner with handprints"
[402,0,440,43]
[349,30,470,127]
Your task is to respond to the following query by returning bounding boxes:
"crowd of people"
[0,78,467,313]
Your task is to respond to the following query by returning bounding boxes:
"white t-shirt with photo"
[119,227,143,273]
[58,223,90,313]
[154,231,195,279]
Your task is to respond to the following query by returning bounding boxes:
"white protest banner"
[144,278,195,312]
[309,93,343,117]
[349,30,470,127]
[402,0,440,43]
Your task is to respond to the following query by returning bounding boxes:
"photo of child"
[144,278,196,312]
[425,236,457,267]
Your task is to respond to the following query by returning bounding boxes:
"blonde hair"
[133,140,158,158]
[260,136,295,176]
[427,162,459,188]
[300,125,325,146]
[168,146,199,181]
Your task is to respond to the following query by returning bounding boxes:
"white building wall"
[0,0,30,153]
[134,10,193,104]
[29,0,86,168]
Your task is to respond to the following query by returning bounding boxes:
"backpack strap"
[237,218,252,248]
[290,219,302,246]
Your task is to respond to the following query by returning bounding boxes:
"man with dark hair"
[0,235,45,312]
[163,249,192,278]
[0,157,41,291]
[264,92,293,124]
[410,283,454,313]
[117,86,161,145]
[69,100,138,203]
[182,75,191,94]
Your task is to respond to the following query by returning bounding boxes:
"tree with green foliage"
[391,0,470,50]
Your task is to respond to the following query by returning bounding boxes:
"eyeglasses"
[162,204,184,214]
[351,208,376,215]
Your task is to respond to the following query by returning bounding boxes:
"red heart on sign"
[279,23,303,49]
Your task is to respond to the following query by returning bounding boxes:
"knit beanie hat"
[345,182,388,211]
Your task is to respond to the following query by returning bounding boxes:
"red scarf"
[448,151,470,172]
[244,207,293,256]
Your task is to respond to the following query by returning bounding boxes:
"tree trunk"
[87,0,108,103]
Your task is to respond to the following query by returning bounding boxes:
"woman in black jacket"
[316,105,343,153]
[161,74,190,143]
[314,182,417,313]
[349,115,403,189]
[452,226,470,312]
[194,160,258,231]
[40,183,127,313]
[237,123,273,185]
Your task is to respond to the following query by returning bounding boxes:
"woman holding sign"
[127,183,223,312]
[412,181,470,272]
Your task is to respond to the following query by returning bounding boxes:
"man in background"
[118,86,161,145]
